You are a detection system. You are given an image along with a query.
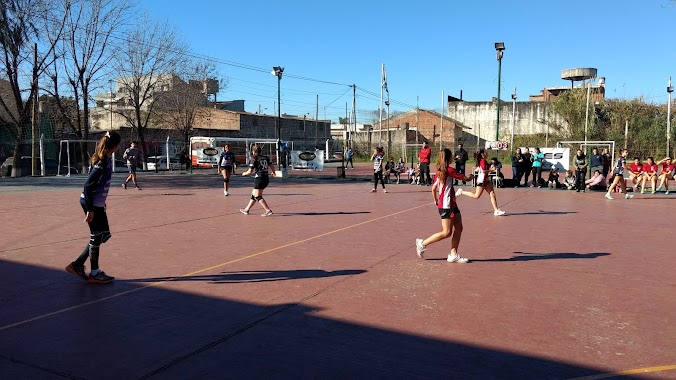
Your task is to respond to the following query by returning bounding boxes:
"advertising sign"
[521,147,570,171]
[290,150,324,171]
[485,141,510,150]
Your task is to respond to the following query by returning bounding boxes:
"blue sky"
[141,0,676,123]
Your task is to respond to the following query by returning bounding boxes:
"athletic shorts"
[438,207,460,219]
[221,165,233,172]
[127,164,136,174]
[253,176,269,190]
[80,204,111,243]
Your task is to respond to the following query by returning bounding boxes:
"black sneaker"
[65,262,88,281]
[88,271,114,284]
[122,183,127,189]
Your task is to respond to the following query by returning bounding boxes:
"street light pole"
[272,66,284,171]
[495,42,505,142]
[668,76,673,157]
[511,87,517,150]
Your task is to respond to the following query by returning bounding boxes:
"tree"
[0,0,64,176]
[113,14,184,169]
[44,0,133,172]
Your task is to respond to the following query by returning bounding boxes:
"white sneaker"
[625,194,634,199]
[383,189,387,193]
[666,190,670,195]
[239,208,249,215]
[455,188,463,197]
[261,210,273,217]
[370,189,376,193]
[605,193,614,200]
[415,238,425,258]
[447,254,469,263]
[494,209,506,216]
[224,190,229,197]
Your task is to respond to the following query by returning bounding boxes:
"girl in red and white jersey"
[415,149,474,263]
[456,149,506,216]
[656,157,675,194]
[640,157,659,194]
[628,157,643,192]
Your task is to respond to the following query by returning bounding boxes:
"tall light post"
[668,77,673,157]
[272,66,284,170]
[495,42,505,142]
[109,79,113,130]
[511,87,517,150]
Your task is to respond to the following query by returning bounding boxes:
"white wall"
[447,101,568,141]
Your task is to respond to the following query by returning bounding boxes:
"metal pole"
[276,73,281,170]
[315,95,319,149]
[668,76,673,157]
[511,87,516,150]
[379,64,383,146]
[440,90,444,149]
[496,55,502,141]
[110,80,113,130]
[624,120,629,150]
[584,79,591,143]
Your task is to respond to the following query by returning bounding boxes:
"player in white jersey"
[217,144,237,196]
[415,149,475,263]
[370,147,387,193]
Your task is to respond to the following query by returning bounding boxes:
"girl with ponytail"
[455,148,506,216]
[65,131,121,284]
[415,148,475,263]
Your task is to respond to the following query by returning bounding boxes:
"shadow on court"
[127,269,366,284]
[471,252,611,262]
[504,210,578,216]
[0,260,621,379]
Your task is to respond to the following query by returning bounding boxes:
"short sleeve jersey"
[642,163,658,174]
[532,152,544,168]
[662,163,675,174]
[614,157,627,175]
[219,151,236,167]
[250,155,271,178]
[436,167,466,210]
[373,153,384,171]
[629,163,642,174]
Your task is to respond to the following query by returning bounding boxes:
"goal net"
[557,140,615,174]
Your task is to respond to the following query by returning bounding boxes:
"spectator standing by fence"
[521,148,532,187]
[530,147,544,188]
[574,149,588,192]
[590,147,603,175]
[418,141,432,186]
[345,148,354,169]
[602,148,611,177]
[511,148,523,186]
[453,143,469,186]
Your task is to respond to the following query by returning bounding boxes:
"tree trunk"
[11,140,21,178]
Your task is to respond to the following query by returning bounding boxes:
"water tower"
[561,68,597,88]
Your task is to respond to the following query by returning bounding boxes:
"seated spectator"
[628,157,643,192]
[585,170,606,191]
[563,170,576,190]
[409,162,420,185]
[384,157,401,184]
[547,167,560,189]
[489,157,504,187]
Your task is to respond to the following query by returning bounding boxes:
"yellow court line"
[0,203,428,332]
[568,364,676,379]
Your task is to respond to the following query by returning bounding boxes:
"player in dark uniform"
[605,149,634,200]
[65,131,120,284]
[240,144,276,216]
[217,144,237,196]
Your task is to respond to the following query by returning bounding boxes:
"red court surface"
[1,171,675,379]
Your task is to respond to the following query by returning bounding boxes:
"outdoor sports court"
[1,170,674,379]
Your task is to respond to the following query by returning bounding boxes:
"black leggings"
[420,163,431,185]
[576,169,587,190]
[373,171,385,189]
[74,206,110,270]
[531,167,542,186]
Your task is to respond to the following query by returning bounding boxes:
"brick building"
[371,109,471,148]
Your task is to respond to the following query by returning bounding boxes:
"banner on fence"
[290,150,324,171]
[485,141,510,150]
[521,147,570,171]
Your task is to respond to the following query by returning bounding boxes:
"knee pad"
[223,178,229,183]
[255,196,263,202]
[89,233,103,247]
[251,194,256,201]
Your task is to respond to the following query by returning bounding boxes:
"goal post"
[402,143,425,168]
[557,140,616,174]
[57,139,100,177]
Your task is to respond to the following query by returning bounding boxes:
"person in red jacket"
[656,157,675,194]
[628,157,643,192]
[640,157,658,194]
[415,148,475,263]
[418,141,432,186]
